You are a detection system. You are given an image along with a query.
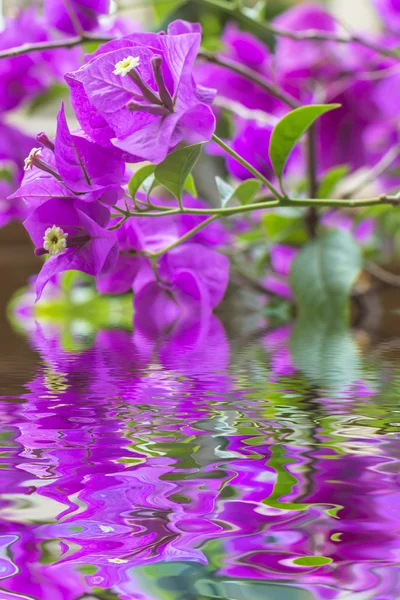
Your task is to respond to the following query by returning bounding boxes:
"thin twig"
[213,96,277,124]
[365,261,400,287]
[191,0,400,61]
[63,0,85,37]
[340,144,400,199]
[148,215,219,258]
[198,50,300,109]
[0,34,113,60]
[305,125,319,239]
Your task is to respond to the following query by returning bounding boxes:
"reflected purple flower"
[0,313,400,600]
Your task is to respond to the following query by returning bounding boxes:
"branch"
[365,261,400,287]
[212,133,283,200]
[0,33,114,60]
[191,0,400,61]
[340,144,400,199]
[147,215,219,258]
[305,125,319,238]
[198,50,300,109]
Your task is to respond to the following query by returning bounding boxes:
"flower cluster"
[65,20,216,163]
[197,3,400,188]
[13,101,228,322]
[0,1,138,229]
[7,1,400,321]
[9,19,229,320]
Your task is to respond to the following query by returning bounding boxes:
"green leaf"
[216,178,261,207]
[317,165,349,199]
[128,164,155,201]
[289,229,362,389]
[290,229,362,315]
[269,104,341,184]
[184,173,197,197]
[290,311,361,390]
[293,556,333,567]
[263,209,305,243]
[234,179,261,205]
[216,176,234,207]
[155,144,203,203]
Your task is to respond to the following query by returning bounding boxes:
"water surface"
[0,289,399,599]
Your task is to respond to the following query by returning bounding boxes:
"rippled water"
[0,310,399,600]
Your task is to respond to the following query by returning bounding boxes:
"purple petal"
[270,244,299,277]
[159,243,229,308]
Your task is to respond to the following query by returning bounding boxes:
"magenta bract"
[65,20,216,163]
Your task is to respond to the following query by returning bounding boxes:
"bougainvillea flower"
[24,198,118,300]
[10,104,126,208]
[373,0,400,34]
[0,8,80,113]
[43,0,110,35]
[0,180,26,228]
[0,122,35,228]
[264,244,299,300]
[96,194,229,322]
[321,211,375,244]
[273,3,340,85]
[133,244,229,334]
[65,20,216,163]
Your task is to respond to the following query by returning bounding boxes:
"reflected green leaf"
[290,312,362,390]
[293,556,333,567]
[290,230,362,389]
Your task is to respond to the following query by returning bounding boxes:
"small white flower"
[108,558,128,564]
[24,147,42,171]
[99,525,115,533]
[43,225,68,256]
[113,56,140,76]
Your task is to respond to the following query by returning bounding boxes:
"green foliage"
[290,314,362,390]
[317,165,349,198]
[151,0,185,22]
[290,229,362,315]
[216,177,261,207]
[290,230,363,389]
[263,208,306,244]
[27,83,67,114]
[8,272,133,351]
[269,104,341,187]
[235,179,262,204]
[128,164,156,201]
[184,172,198,197]
[216,176,234,206]
[155,143,203,204]
[293,556,333,567]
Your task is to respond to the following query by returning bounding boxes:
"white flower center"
[43,225,68,256]
[113,56,140,76]
[24,147,42,171]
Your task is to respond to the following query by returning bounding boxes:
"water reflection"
[0,314,399,600]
